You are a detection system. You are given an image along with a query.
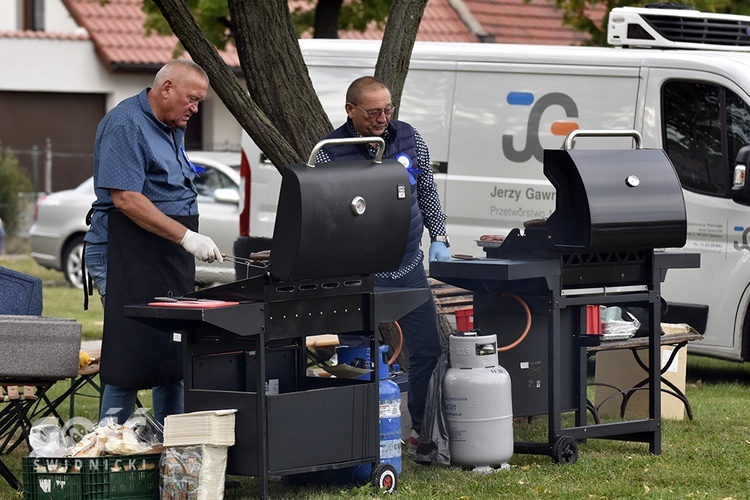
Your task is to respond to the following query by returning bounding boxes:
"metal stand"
[431,251,699,464]
[127,287,428,498]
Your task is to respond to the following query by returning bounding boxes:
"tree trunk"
[229,0,333,167]
[150,0,331,171]
[152,0,424,170]
[374,0,428,116]
[314,0,343,38]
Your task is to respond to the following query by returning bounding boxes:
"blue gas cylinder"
[337,345,401,482]
[378,370,402,474]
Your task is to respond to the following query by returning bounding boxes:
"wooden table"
[0,379,66,491]
[587,330,703,420]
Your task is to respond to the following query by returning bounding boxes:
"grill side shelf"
[125,302,264,336]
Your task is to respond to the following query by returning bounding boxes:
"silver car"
[29,151,242,288]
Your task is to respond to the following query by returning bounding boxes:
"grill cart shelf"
[430,251,698,463]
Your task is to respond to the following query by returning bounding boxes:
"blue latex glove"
[429,241,451,262]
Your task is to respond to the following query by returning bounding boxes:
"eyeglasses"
[351,103,396,120]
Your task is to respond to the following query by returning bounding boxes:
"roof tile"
[31,0,598,71]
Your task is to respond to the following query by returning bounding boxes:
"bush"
[0,148,33,235]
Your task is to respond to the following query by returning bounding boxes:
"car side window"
[193,165,235,198]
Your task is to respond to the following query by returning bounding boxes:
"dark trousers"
[339,265,442,434]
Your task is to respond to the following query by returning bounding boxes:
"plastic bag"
[414,335,451,466]
[123,408,164,449]
[28,418,70,457]
[66,410,163,457]
[160,444,228,500]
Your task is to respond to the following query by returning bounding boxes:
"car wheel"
[63,235,85,289]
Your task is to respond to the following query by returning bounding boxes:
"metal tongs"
[221,253,269,279]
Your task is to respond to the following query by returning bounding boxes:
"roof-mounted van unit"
[608,5,750,51]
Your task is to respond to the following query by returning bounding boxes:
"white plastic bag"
[28,418,70,457]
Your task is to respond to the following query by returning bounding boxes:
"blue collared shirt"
[85,88,198,244]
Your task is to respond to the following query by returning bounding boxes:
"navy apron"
[100,210,197,388]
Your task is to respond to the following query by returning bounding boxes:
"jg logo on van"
[502,92,580,163]
[734,226,750,251]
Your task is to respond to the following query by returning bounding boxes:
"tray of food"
[476,234,507,248]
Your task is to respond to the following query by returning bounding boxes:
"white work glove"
[429,241,451,262]
[179,229,224,263]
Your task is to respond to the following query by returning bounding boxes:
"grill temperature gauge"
[351,196,366,215]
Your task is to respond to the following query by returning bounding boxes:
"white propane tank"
[443,332,513,472]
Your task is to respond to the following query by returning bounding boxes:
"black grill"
[429,130,700,462]
[186,137,415,338]
[127,138,431,496]
[483,131,687,288]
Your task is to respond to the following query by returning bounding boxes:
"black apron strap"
[83,207,95,311]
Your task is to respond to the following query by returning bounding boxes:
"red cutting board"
[147,300,240,308]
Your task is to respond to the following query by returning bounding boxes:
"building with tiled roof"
[0,0,595,192]
[462,0,596,45]
[58,0,592,73]
[61,0,242,71]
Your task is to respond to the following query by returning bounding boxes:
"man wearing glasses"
[316,76,450,457]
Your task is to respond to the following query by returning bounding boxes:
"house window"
[22,0,45,31]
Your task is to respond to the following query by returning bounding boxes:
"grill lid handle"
[307,136,386,167]
[563,129,642,150]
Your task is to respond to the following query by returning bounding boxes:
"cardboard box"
[594,324,690,420]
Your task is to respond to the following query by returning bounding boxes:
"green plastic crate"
[83,454,159,499]
[22,454,160,500]
[22,457,83,500]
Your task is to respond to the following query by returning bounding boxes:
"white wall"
[0,0,81,33]
[202,89,243,151]
[1,37,123,93]
[0,34,242,151]
[46,0,83,33]
[0,0,242,152]
[0,1,19,30]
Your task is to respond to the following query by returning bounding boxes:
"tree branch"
[150,0,306,170]
[375,0,428,118]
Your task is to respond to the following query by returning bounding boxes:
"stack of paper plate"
[163,409,237,447]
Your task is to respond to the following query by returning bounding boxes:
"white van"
[240,6,750,362]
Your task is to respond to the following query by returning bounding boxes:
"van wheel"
[62,235,85,289]
[741,304,750,361]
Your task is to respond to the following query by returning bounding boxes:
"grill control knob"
[626,175,640,187]
[351,196,366,215]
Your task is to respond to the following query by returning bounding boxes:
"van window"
[663,81,750,197]
[727,91,750,163]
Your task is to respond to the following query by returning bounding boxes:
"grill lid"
[544,130,687,251]
[269,137,412,281]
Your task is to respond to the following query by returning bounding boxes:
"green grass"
[2,255,750,498]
